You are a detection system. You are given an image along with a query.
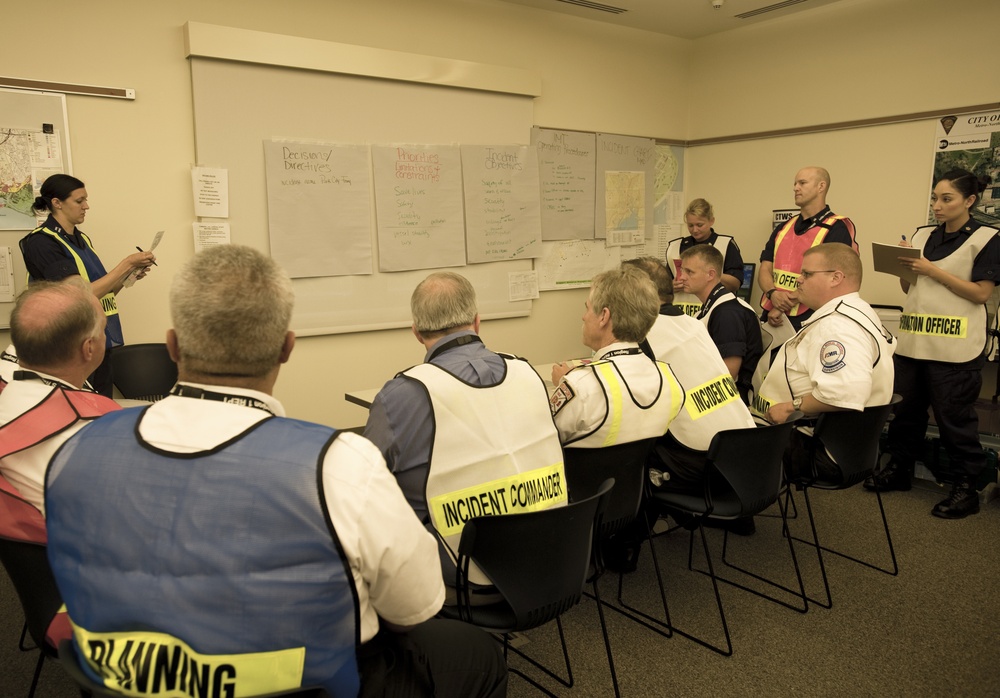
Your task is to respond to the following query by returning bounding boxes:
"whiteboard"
[190,58,536,336]
[0,89,72,328]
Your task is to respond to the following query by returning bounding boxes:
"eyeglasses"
[798,269,837,280]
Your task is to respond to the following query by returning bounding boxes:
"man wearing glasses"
[752,243,895,478]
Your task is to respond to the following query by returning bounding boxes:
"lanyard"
[12,370,75,389]
[169,384,275,416]
[599,347,642,359]
[427,334,484,361]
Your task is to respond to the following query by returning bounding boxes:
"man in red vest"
[0,278,119,520]
[759,166,858,332]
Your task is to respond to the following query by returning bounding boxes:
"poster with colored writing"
[263,140,372,278]
[595,133,656,242]
[462,145,542,263]
[372,144,465,272]
[531,127,596,241]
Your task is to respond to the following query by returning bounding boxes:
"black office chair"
[110,343,177,401]
[439,479,614,697]
[58,640,329,697]
[563,438,670,697]
[786,397,901,609]
[647,421,805,656]
[0,537,64,698]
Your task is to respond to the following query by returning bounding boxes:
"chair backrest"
[58,640,330,698]
[812,396,900,487]
[458,479,614,631]
[707,422,797,516]
[563,438,657,538]
[0,537,63,651]
[110,343,177,401]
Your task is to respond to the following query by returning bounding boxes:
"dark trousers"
[885,354,986,479]
[358,619,507,698]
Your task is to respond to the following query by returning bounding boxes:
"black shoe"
[724,516,756,536]
[864,457,913,492]
[932,482,980,519]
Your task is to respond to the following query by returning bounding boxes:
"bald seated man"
[0,278,118,517]
[759,166,858,331]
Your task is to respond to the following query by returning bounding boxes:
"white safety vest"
[698,290,758,329]
[564,355,682,449]
[752,296,895,418]
[667,235,734,317]
[404,357,565,585]
[644,314,755,451]
[897,224,999,363]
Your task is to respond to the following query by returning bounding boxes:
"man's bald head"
[11,278,105,369]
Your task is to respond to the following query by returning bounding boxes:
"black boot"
[932,480,980,519]
[864,456,913,492]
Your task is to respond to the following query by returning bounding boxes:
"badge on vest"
[820,340,847,373]
[549,381,575,415]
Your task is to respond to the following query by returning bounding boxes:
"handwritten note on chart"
[531,128,596,241]
[372,145,465,272]
[462,145,541,263]
[264,140,372,278]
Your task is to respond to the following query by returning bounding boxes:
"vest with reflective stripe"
[643,314,755,451]
[752,297,894,418]
[27,225,123,347]
[667,235,734,317]
[404,356,565,585]
[762,214,853,317]
[566,356,682,449]
[897,224,998,363]
[45,411,361,697]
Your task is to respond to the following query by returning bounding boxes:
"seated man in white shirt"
[550,266,683,447]
[753,243,895,480]
[0,278,118,519]
[45,246,506,698]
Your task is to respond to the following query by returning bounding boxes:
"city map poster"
[930,109,1000,228]
[0,127,64,230]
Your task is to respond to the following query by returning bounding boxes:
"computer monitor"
[736,262,756,301]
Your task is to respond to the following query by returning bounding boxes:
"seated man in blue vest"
[0,278,119,519]
[45,247,506,698]
[550,266,683,447]
[365,271,564,603]
[676,244,763,405]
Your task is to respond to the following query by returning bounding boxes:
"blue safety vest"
[46,410,362,697]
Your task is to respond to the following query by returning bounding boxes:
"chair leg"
[503,616,576,695]
[667,524,733,657]
[19,621,37,652]
[612,516,673,638]
[590,577,621,698]
[712,494,809,613]
[27,649,45,698]
[791,486,834,609]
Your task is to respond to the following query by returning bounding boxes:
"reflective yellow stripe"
[659,361,683,423]
[752,391,773,417]
[898,313,967,338]
[31,228,119,317]
[773,269,799,292]
[429,462,566,537]
[676,302,700,317]
[685,373,740,420]
[596,362,624,446]
[73,624,305,697]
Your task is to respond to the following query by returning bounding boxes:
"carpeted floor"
[3,480,998,697]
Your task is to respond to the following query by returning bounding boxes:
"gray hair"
[590,266,659,343]
[411,272,478,334]
[11,278,102,366]
[170,245,294,377]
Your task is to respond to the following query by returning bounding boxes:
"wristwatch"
[792,397,803,411]
[765,288,776,300]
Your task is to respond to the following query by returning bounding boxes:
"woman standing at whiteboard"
[869,169,1000,519]
[19,174,155,396]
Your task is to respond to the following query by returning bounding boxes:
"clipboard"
[872,242,920,285]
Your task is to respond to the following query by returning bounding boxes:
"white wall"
[4,0,997,424]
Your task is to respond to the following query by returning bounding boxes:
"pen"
[136,246,158,266]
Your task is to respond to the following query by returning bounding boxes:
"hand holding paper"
[872,241,921,285]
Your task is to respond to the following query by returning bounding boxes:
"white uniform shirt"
[753,293,895,417]
[0,344,17,384]
[550,342,681,446]
[138,385,446,643]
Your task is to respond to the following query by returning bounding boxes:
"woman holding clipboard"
[19,174,156,396]
[868,169,1000,519]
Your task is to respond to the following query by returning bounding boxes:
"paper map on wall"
[0,128,64,230]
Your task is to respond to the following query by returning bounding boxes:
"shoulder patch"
[549,381,576,415]
[820,340,847,373]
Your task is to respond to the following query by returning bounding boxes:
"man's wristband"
[765,288,776,300]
